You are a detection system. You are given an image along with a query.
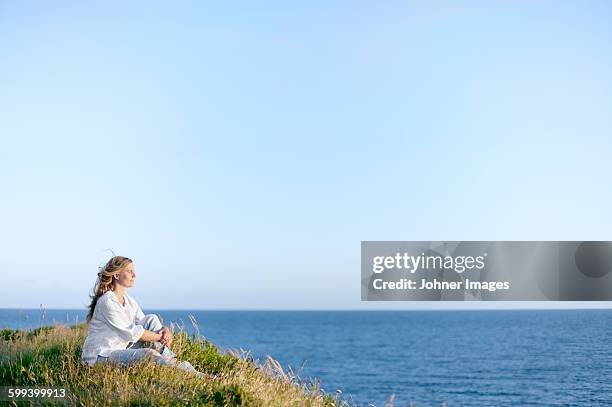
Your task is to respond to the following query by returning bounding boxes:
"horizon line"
[2,307,612,312]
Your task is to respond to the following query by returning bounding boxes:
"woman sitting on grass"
[81,255,204,378]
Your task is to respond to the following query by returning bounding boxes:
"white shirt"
[81,290,146,366]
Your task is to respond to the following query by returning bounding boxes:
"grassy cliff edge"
[0,324,345,406]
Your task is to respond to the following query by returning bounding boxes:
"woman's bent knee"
[141,314,162,331]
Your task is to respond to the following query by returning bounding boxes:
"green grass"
[0,324,347,406]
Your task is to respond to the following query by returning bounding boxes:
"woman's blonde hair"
[86,255,132,322]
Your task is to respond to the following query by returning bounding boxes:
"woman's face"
[115,262,136,288]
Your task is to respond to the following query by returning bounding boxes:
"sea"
[1,309,611,406]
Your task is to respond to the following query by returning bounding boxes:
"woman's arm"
[139,329,162,342]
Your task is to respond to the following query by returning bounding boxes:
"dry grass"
[0,323,352,406]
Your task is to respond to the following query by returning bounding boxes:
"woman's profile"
[81,255,204,377]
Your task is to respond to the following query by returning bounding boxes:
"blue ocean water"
[2,309,611,406]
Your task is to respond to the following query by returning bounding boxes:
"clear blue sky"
[1,1,611,309]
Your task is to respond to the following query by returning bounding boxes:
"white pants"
[96,314,203,377]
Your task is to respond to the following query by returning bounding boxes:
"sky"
[1,1,611,310]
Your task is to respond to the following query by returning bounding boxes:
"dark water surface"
[2,309,611,406]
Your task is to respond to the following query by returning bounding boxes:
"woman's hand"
[159,326,173,346]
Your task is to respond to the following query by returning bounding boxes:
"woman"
[81,256,204,377]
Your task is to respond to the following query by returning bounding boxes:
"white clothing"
[81,290,146,367]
